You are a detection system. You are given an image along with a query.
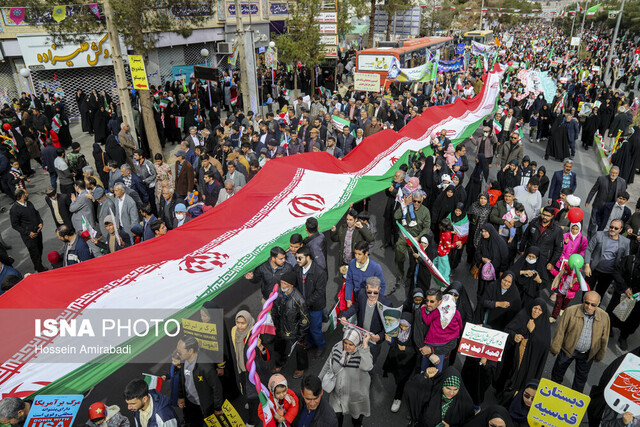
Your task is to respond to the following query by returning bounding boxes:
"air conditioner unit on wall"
[217,42,232,54]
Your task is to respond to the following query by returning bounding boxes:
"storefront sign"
[457,323,508,362]
[227,2,258,15]
[24,395,84,427]
[605,353,640,415]
[354,73,381,92]
[321,45,338,58]
[319,23,337,34]
[269,2,288,15]
[320,35,338,45]
[18,33,125,69]
[315,11,337,22]
[129,55,149,90]
[528,379,590,426]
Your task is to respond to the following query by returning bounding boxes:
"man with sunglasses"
[393,190,430,293]
[341,277,391,362]
[293,246,328,359]
[496,131,524,170]
[550,291,610,392]
[584,218,630,297]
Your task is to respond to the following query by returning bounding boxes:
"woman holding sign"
[497,298,550,398]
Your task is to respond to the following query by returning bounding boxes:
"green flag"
[586,3,601,16]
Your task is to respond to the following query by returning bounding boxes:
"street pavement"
[3,120,639,426]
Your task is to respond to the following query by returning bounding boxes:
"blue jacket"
[0,264,22,294]
[143,215,157,241]
[133,390,178,427]
[344,257,386,301]
[164,364,180,407]
[116,172,149,203]
[564,118,580,143]
[64,235,93,266]
[548,170,578,201]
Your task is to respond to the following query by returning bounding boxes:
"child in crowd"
[86,402,130,427]
[499,202,527,244]
[550,263,580,323]
[7,158,27,196]
[397,177,422,227]
[434,218,454,283]
[161,351,182,407]
[259,374,299,426]
[529,111,539,142]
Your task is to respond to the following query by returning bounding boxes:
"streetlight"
[19,68,36,104]
[200,48,209,58]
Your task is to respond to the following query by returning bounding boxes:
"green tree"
[421,0,457,35]
[276,0,366,95]
[1,0,215,156]
[275,0,323,95]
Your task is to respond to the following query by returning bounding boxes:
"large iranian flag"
[0,66,504,398]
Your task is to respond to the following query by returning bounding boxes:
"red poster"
[458,337,505,362]
[610,372,640,405]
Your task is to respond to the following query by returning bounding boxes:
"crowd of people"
[2,19,640,427]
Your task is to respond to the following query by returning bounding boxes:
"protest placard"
[457,323,508,362]
[24,395,84,427]
[527,378,590,426]
[182,309,223,362]
[353,72,381,92]
[605,353,640,415]
[204,400,245,427]
[377,302,403,337]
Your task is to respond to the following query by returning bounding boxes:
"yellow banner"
[204,400,245,427]
[128,55,149,91]
[527,378,590,427]
[181,318,219,352]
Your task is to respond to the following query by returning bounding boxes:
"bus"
[462,30,494,45]
[355,36,453,86]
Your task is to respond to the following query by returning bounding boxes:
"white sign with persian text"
[18,33,126,70]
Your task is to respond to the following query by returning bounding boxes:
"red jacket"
[258,388,299,426]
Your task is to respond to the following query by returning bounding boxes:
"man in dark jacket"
[607,104,633,150]
[595,192,631,232]
[44,187,73,229]
[158,187,183,231]
[548,159,578,203]
[245,246,293,300]
[329,208,374,267]
[520,206,563,282]
[41,140,58,189]
[585,167,627,238]
[56,224,93,266]
[294,246,327,358]
[10,189,46,272]
[272,270,310,378]
[303,218,327,270]
[294,375,338,427]
[176,336,224,426]
[124,379,178,427]
[118,164,149,204]
[341,276,391,362]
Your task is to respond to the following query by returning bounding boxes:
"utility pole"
[479,0,484,29]
[604,0,626,84]
[103,0,137,140]
[577,0,589,56]
[234,0,259,115]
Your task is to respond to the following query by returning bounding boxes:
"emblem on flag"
[288,194,326,218]
[179,253,229,273]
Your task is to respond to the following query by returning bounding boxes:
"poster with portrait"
[377,302,403,337]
